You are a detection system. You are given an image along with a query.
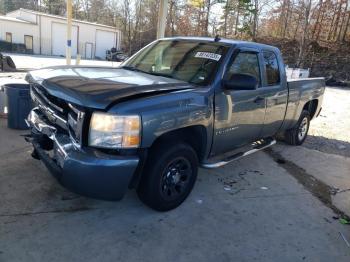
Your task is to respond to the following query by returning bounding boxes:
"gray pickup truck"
[25,37,325,211]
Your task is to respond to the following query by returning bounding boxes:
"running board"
[201,138,276,169]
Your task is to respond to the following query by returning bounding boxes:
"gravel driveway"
[303,86,350,157]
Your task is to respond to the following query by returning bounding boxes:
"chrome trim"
[25,119,30,128]
[32,85,64,113]
[69,132,81,149]
[27,108,57,139]
[201,139,276,169]
[27,108,76,163]
[68,113,78,130]
[30,89,68,130]
[68,103,80,114]
[53,135,70,159]
[68,110,85,147]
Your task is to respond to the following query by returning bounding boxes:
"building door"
[24,35,33,53]
[5,32,12,43]
[85,42,93,59]
[95,30,116,59]
[52,22,78,57]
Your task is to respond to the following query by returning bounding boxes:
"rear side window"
[263,51,280,86]
[226,52,261,85]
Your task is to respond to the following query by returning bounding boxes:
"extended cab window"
[225,52,260,85]
[263,51,280,86]
[123,40,229,85]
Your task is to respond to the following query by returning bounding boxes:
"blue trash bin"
[4,83,32,130]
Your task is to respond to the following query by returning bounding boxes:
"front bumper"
[26,108,140,200]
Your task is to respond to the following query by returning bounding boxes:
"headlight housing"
[89,112,141,149]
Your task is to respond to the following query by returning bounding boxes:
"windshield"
[122,40,230,85]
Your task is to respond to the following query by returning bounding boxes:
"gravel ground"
[303,86,350,157]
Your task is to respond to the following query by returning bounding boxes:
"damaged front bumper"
[26,108,140,200]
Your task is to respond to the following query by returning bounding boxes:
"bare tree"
[342,9,350,41]
[297,0,312,67]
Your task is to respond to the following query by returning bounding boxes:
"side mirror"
[223,74,258,90]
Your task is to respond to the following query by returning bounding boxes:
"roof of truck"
[161,36,280,52]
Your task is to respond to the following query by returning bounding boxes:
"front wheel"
[285,110,310,145]
[137,142,198,211]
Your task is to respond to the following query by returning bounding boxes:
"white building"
[0,8,122,59]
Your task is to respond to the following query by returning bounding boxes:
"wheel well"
[303,99,318,119]
[150,126,207,161]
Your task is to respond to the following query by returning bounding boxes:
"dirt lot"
[0,60,349,262]
[304,87,350,157]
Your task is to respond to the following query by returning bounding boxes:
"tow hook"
[21,133,34,143]
[21,134,40,160]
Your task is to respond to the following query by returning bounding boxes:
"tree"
[41,0,65,15]
[296,0,312,67]
[342,9,350,41]
[2,0,38,13]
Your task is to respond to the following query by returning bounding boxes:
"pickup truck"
[25,37,325,211]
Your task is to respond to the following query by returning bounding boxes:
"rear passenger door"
[259,50,288,137]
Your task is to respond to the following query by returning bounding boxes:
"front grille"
[32,84,69,114]
[30,84,85,144]
[67,103,85,143]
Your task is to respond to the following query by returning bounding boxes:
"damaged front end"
[25,108,74,178]
[25,87,140,200]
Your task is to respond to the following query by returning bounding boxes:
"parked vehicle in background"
[106,48,128,61]
[0,52,16,72]
[25,37,325,211]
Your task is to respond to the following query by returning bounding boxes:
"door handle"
[254,96,264,103]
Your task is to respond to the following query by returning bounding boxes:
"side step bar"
[201,138,276,169]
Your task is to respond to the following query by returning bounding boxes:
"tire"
[137,142,198,211]
[285,110,310,145]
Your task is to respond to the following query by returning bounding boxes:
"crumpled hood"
[26,66,194,109]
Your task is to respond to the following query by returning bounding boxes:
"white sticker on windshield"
[195,52,222,61]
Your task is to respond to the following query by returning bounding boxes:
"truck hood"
[26,66,194,109]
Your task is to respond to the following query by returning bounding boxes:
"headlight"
[89,112,140,149]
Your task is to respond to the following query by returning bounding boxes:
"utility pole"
[156,0,168,39]
[66,0,72,65]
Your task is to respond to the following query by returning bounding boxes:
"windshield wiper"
[121,65,146,73]
[147,71,175,79]
[122,66,175,79]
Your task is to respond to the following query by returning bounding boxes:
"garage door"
[52,22,78,57]
[95,30,116,59]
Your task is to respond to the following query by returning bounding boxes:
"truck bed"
[282,77,325,131]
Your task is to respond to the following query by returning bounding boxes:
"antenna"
[214,35,221,42]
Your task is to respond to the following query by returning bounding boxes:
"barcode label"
[194,52,222,61]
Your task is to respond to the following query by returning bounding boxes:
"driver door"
[212,50,266,155]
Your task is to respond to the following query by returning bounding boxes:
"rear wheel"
[137,142,198,211]
[285,110,310,145]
